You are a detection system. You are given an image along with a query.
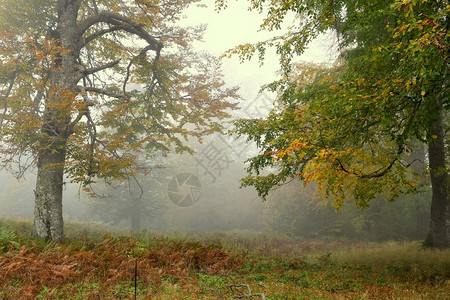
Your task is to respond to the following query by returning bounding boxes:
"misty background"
[0,1,430,241]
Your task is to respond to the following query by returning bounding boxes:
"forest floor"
[0,218,449,299]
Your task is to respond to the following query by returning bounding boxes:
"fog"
[0,1,429,242]
[0,119,430,241]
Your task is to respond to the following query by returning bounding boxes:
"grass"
[334,241,450,275]
[0,217,449,299]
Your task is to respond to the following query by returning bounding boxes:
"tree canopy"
[217,0,449,247]
[0,0,238,240]
[0,0,237,182]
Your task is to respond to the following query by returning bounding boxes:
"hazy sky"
[182,1,338,100]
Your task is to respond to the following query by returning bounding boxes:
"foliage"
[217,0,448,212]
[0,219,449,299]
[0,225,19,253]
[0,0,238,184]
[264,181,431,240]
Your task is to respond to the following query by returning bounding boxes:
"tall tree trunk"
[425,102,449,248]
[407,141,430,238]
[31,0,82,241]
[32,141,66,241]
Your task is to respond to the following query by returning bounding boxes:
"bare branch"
[123,44,159,94]
[78,11,163,52]
[78,12,163,100]
[84,25,129,44]
[85,106,97,176]
[83,59,121,76]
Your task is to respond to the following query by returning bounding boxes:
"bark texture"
[32,0,83,240]
[424,102,450,248]
[32,144,66,241]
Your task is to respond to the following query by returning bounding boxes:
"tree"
[87,153,168,232]
[263,180,431,240]
[217,0,449,247]
[0,0,238,241]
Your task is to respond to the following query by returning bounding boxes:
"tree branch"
[78,86,125,99]
[68,111,87,135]
[123,44,159,94]
[335,146,403,179]
[83,59,121,76]
[78,12,163,99]
[85,106,97,176]
[78,11,163,52]
[84,25,129,44]
[0,68,18,131]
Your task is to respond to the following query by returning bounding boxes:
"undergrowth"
[0,217,449,299]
